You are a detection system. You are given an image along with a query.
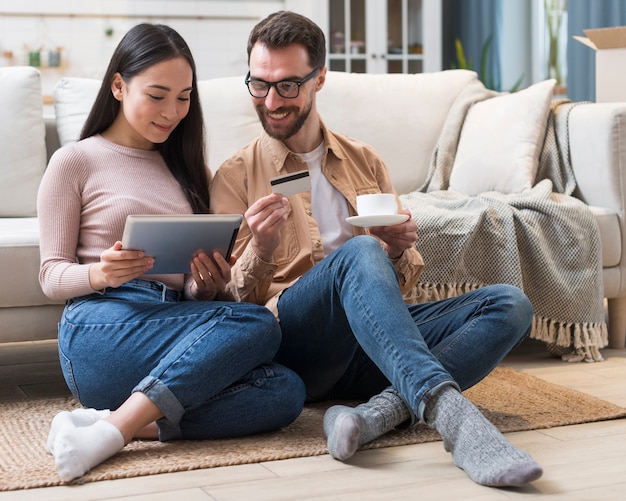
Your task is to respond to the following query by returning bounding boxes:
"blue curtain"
[447,0,503,90]
[568,0,626,102]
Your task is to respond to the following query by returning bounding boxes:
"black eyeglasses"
[245,67,320,99]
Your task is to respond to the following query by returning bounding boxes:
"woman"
[38,23,305,482]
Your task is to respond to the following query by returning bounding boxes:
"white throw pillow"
[449,79,556,195]
[318,70,478,195]
[53,77,100,146]
[0,66,46,217]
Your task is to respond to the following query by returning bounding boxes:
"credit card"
[270,170,311,196]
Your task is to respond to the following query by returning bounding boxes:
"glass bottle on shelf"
[386,0,423,73]
[329,0,367,73]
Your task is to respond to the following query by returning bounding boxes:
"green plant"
[545,0,567,85]
[452,36,524,92]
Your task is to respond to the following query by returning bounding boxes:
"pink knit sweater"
[38,135,195,300]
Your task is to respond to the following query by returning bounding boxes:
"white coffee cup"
[356,193,398,216]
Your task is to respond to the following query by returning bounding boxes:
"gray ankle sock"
[425,385,543,487]
[324,387,410,461]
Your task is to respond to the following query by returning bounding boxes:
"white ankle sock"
[52,419,124,482]
[47,408,111,454]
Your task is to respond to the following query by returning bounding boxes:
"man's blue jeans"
[58,279,305,441]
[276,236,532,421]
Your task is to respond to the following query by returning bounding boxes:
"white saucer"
[346,214,409,228]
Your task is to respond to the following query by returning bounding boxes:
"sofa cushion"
[200,70,479,192]
[317,70,478,195]
[54,76,261,176]
[198,76,263,173]
[449,79,556,195]
[0,67,47,217]
[0,218,62,307]
[53,77,100,146]
[53,70,478,196]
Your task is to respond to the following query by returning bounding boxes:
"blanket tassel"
[409,282,608,363]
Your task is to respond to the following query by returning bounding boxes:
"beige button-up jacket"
[210,119,424,316]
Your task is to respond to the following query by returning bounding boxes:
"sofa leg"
[608,297,626,348]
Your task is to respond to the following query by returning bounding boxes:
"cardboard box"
[574,26,626,102]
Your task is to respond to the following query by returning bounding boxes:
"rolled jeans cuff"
[415,379,461,424]
[133,375,185,441]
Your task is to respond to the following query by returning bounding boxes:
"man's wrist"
[389,250,405,262]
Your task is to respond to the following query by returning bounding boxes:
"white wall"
[0,0,285,97]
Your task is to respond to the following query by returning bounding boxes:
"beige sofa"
[0,67,64,343]
[2,66,626,354]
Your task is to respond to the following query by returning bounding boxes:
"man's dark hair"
[247,11,326,69]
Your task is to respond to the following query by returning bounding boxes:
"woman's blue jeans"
[276,236,532,422]
[58,279,305,441]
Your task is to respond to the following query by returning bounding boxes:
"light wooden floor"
[2,338,626,500]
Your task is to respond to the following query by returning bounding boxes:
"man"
[210,10,542,487]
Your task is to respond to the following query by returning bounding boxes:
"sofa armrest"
[570,102,626,306]
[569,102,626,214]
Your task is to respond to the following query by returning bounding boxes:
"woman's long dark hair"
[81,23,210,213]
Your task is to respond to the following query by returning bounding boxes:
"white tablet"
[121,214,243,274]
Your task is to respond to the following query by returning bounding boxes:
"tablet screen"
[121,214,243,274]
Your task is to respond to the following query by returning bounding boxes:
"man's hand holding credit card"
[270,170,311,196]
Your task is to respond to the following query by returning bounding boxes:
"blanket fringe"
[409,282,608,363]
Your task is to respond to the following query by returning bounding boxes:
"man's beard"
[256,101,312,141]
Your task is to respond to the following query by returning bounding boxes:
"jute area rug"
[2,366,626,491]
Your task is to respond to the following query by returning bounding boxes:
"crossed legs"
[278,236,541,486]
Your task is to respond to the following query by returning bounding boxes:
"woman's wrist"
[88,263,108,291]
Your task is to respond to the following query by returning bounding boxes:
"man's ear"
[111,73,124,101]
[315,66,327,92]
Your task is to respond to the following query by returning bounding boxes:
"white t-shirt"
[299,142,353,256]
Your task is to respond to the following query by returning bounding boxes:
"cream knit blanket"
[400,81,607,362]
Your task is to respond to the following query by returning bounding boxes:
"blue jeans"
[276,236,532,421]
[58,279,305,441]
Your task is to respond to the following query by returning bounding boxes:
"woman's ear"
[111,73,124,101]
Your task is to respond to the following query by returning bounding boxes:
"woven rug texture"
[2,366,626,491]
